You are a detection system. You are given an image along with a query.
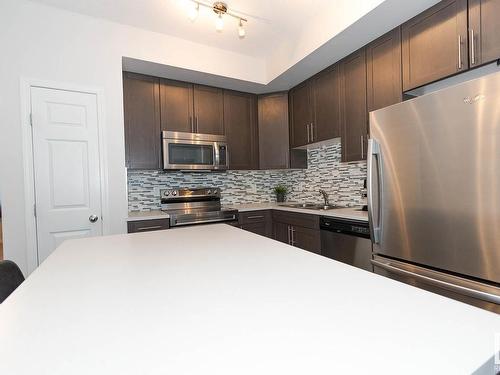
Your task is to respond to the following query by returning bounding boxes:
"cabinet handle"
[306,124,310,143]
[189,116,193,132]
[470,28,475,66]
[290,227,296,246]
[246,215,265,220]
[311,123,314,142]
[287,225,291,244]
[458,34,463,70]
[195,117,199,133]
[360,135,364,159]
[136,225,163,231]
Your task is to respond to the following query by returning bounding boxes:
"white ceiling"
[29,0,335,59]
[30,0,440,92]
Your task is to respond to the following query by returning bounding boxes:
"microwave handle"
[214,142,220,167]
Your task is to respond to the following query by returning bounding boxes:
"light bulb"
[238,19,245,38]
[215,14,224,32]
[188,2,199,22]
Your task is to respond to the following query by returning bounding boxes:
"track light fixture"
[186,1,247,38]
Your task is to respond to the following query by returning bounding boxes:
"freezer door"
[368,71,500,283]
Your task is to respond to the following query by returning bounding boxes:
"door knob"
[89,215,99,223]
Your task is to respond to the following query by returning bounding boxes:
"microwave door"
[163,140,215,170]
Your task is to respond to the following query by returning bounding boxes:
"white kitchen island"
[0,224,498,374]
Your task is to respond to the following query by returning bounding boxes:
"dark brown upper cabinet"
[123,72,161,170]
[193,85,224,135]
[366,27,403,112]
[289,81,313,148]
[258,92,307,170]
[223,90,259,170]
[159,79,193,133]
[402,0,468,91]
[160,80,223,135]
[312,64,341,141]
[468,0,500,68]
[340,48,368,162]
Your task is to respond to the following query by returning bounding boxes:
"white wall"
[0,0,266,275]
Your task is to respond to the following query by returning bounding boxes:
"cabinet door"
[258,93,290,170]
[468,0,500,67]
[241,222,270,237]
[402,0,468,91]
[159,79,194,133]
[312,65,341,141]
[289,82,312,147]
[366,27,403,112]
[293,226,321,255]
[123,72,161,170]
[223,90,258,170]
[273,221,290,245]
[193,85,224,135]
[340,49,368,162]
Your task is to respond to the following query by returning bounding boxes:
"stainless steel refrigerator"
[368,71,500,313]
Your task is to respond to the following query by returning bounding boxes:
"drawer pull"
[136,225,163,231]
[246,215,265,219]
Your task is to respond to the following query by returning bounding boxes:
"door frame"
[20,78,111,274]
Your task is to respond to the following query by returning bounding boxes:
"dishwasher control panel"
[320,217,370,239]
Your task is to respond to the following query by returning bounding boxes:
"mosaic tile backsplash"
[128,142,367,211]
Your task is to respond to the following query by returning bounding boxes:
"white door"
[31,87,103,263]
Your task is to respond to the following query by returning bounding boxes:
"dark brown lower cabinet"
[239,210,272,238]
[273,221,290,244]
[292,226,321,254]
[127,219,170,233]
[272,211,321,254]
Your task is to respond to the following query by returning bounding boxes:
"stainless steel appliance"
[320,217,373,272]
[160,187,237,227]
[162,131,228,171]
[368,71,500,312]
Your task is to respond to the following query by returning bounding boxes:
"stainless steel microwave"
[162,131,228,171]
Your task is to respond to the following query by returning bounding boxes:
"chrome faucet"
[319,189,330,207]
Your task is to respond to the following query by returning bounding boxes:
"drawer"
[272,210,319,230]
[127,218,170,233]
[239,210,271,224]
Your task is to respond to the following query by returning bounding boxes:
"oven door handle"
[171,215,237,227]
[371,258,500,305]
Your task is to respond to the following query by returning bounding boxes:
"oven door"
[163,139,216,170]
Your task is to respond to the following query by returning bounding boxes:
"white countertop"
[128,203,368,222]
[225,202,368,221]
[127,209,170,221]
[0,225,498,374]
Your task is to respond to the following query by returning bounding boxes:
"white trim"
[19,78,111,274]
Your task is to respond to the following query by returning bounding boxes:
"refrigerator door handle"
[367,139,382,243]
[371,258,500,305]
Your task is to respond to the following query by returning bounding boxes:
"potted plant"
[273,184,289,203]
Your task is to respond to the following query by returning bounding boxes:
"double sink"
[280,203,342,211]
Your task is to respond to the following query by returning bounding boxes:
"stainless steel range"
[160,188,238,227]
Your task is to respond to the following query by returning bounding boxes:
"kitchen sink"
[280,203,341,211]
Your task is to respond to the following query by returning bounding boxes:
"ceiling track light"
[186,1,247,38]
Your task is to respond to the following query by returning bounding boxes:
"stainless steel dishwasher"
[320,217,373,272]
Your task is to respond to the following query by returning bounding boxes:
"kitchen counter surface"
[128,203,368,222]
[1,225,498,374]
[127,209,170,221]
[225,202,368,221]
